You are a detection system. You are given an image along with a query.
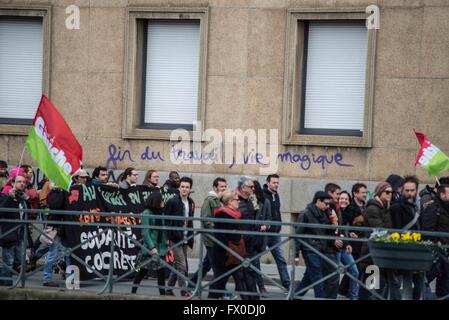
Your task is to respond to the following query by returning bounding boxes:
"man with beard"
[390,175,422,299]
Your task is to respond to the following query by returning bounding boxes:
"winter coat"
[296,202,333,254]
[253,197,272,252]
[200,191,222,247]
[262,184,282,233]
[421,197,449,244]
[390,197,420,230]
[360,199,392,268]
[365,198,391,229]
[0,193,29,248]
[140,208,169,257]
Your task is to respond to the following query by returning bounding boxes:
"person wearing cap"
[386,174,405,204]
[294,191,335,298]
[359,181,394,300]
[72,169,89,185]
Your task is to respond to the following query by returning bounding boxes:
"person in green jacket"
[132,191,168,295]
[189,177,227,289]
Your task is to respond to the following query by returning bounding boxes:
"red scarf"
[214,206,241,220]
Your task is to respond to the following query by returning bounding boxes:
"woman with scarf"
[208,190,248,299]
[132,191,168,295]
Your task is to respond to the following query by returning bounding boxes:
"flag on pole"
[414,129,449,177]
[25,95,83,191]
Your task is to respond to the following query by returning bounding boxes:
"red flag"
[25,95,83,190]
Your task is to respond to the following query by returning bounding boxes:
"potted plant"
[368,230,436,271]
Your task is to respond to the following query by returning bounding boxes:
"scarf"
[215,206,242,220]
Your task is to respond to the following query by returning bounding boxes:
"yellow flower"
[401,233,412,241]
[390,232,400,240]
[412,233,422,241]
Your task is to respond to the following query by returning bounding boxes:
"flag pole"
[17,146,26,169]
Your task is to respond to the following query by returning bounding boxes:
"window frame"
[282,8,377,148]
[123,7,209,140]
[0,5,51,135]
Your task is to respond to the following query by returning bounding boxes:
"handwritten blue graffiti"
[106,144,135,170]
[106,144,353,171]
[141,146,165,162]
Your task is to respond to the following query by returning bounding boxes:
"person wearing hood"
[261,174,291,291]
[208,190,248,299]
[421,184,449,298]
[189,177,227,290]
[361,182,394,300]
[386,174,405,204]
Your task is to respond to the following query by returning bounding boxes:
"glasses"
[245,185,255,189]
[323,202,331,206]
[384,190,393,195]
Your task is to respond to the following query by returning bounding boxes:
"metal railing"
[1,207,449,300]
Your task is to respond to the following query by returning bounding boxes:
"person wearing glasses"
[118,167,139,189]
[361,181,394,300]
[143,169,160,189]
[208,190,248,299]
[294,191,334,298]
[235,176,259,299]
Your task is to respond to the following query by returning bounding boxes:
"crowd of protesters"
[1,159,449,300]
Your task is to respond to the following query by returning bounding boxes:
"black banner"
[64,184,163,280]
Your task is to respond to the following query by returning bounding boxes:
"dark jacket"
[360,199,392,269]
[341,201,366,256]
[237,192,256,233]
[421,197,449,244]
[390,197,420,230]
[420,185,437,212]
[164,194,195,248]
[237,190,260,257]
[253,198,272,252]
[296,202,333,255]
[162,180,178,195]
[46,188,71,238]
[365,199,392,229]
[201,191,222,247]
[262,184,282,232]
[0,193,29,248]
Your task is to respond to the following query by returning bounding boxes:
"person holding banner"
[132,191,168,295]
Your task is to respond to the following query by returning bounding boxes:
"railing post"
[286,231,296,300]
[20,210,28,288]
[196,233,205,299]
[108,217,115,294]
